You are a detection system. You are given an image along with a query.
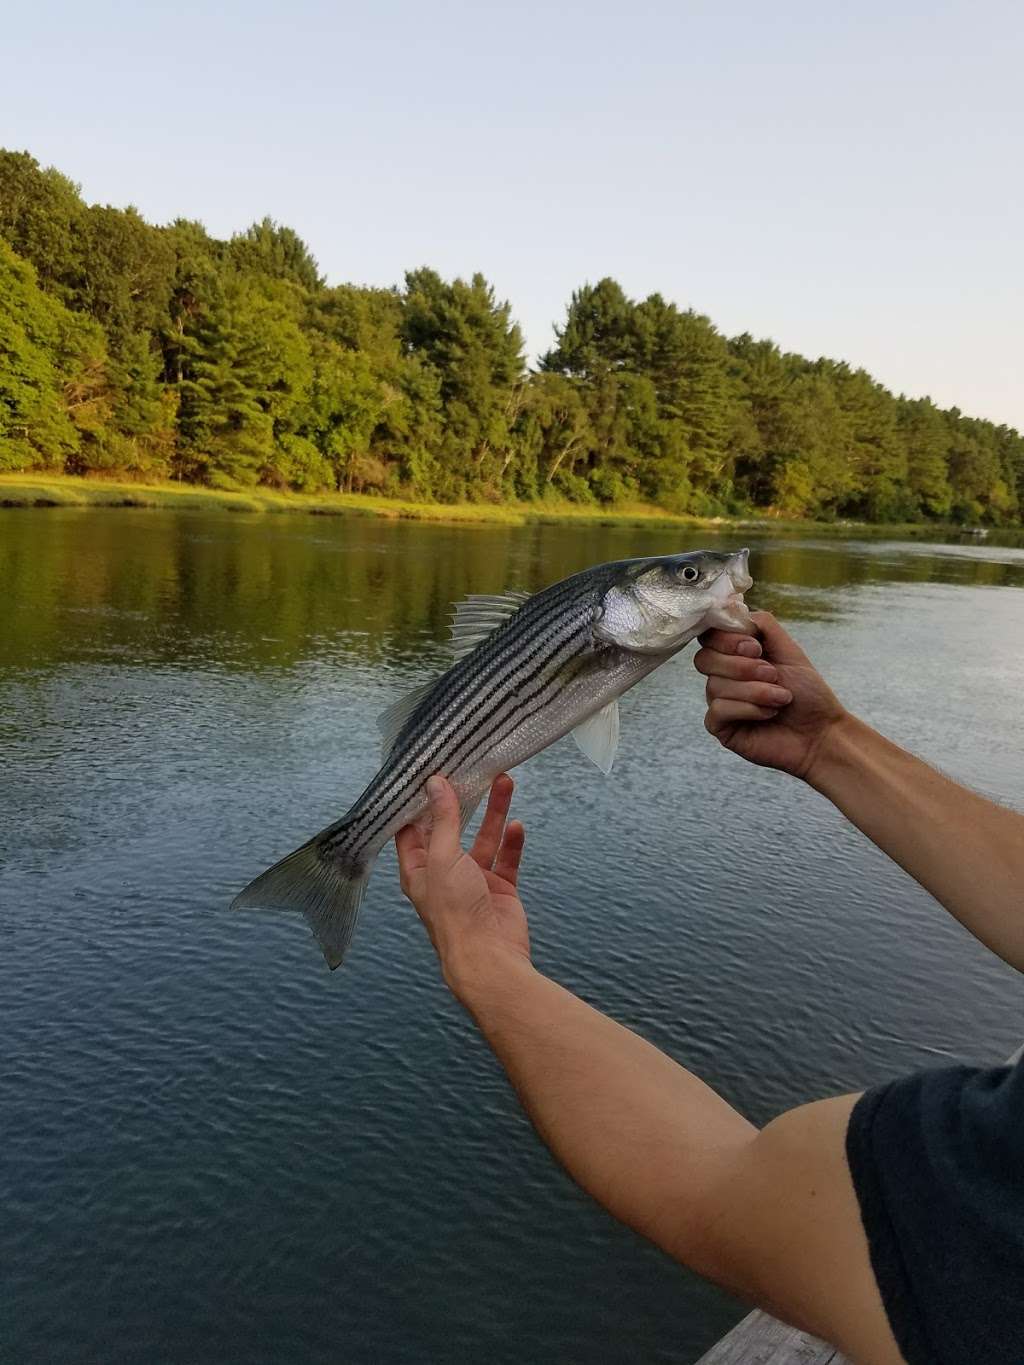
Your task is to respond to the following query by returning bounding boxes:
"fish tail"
[231,825,371,970]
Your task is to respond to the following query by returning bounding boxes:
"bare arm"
[696,613,1024,973]
[396,777,903,1365]
[812,715,1024,971]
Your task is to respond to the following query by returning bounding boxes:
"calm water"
[3,510,1023,1364]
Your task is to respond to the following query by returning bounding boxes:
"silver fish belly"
[232,549,753,968]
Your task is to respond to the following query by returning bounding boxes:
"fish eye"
[680,565,700,583]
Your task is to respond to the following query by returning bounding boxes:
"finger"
[424,775,463,867]
[469,774,514,870]
[749,611,811,667]
[705,698,779,735]
[395,823,427,896]
[492,820,525,886]
[698,627,763,659]
[705,675,792,708]
[694,646,779,684]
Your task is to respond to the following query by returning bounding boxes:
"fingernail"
[755,664,777,681]
[737,639,761,657]
[771,687,793,704]
[426,776,443,800]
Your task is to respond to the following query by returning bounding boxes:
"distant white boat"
[961,526,989,539]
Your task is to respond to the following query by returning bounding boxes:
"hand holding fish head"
[594,548,753,654]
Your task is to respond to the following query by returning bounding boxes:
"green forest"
[2,149,1021,524]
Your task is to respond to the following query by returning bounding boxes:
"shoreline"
[0,474,1014,541]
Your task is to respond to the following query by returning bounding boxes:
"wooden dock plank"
[693,1309,848,1364]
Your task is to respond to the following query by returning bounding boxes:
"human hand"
[694,611,848,781]
[396,773,530,1001]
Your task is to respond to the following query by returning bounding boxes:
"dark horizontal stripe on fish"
[337,593,590,837]
[339,618,587,851]
[338,630,593,855]
[425,580,586,724]
[346,637,593,855]
[438,640,595,786]
[405,637,593,807]
[386,585,582,766]
[365,602,581,805]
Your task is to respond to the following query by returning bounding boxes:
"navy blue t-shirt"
[846,1058,1024,1365]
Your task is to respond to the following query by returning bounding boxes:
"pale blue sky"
[4,0,1022,426]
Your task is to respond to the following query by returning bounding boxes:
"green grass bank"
[0,473,1009,540]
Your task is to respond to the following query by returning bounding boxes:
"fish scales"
[334,577,593,844]
[339,582,595,849]
[232,549,754,968]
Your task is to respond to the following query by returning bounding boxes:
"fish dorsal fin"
[572,700,620,775]
[449,590,531,661]
[377,682,433,758]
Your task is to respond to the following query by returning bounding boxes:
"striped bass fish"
[233,548,753,967]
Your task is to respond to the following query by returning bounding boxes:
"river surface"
[3,510,1023,1364]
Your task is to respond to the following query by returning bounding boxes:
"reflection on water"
[3,510,1024,1365]
[6,514,1024,675]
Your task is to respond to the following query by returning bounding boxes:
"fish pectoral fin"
[377,682,434,758]
[572,700,620,775]
[448,590,531,661]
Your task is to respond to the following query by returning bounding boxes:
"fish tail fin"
[231,829,372,970]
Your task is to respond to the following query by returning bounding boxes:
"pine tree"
[0,150,83,300]
[230,218,323,293]
[177,276,311,486]
[0,239,110,471]
[540,278,636,380]
[895,398,952,519]
[400,269,524,498]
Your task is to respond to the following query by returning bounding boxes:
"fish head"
[594,549,753,654]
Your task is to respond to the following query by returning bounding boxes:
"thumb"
[751,611,811,668]
[425,775,462,868]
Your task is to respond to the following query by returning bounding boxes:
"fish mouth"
[726,548,753,593]
[704,549,753,631]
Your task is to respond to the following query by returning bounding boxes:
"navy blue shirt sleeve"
[845,1059,1024,1365]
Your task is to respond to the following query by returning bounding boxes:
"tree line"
[2,149,1021,524]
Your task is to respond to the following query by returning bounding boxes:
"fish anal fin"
[411,788,483,838]
[458,791,484,835]
[572,700,620,775]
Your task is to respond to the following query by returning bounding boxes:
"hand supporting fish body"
[232,549,754,967]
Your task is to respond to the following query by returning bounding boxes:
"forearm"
[809,714,1024,971]
[455,953,755,1269]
